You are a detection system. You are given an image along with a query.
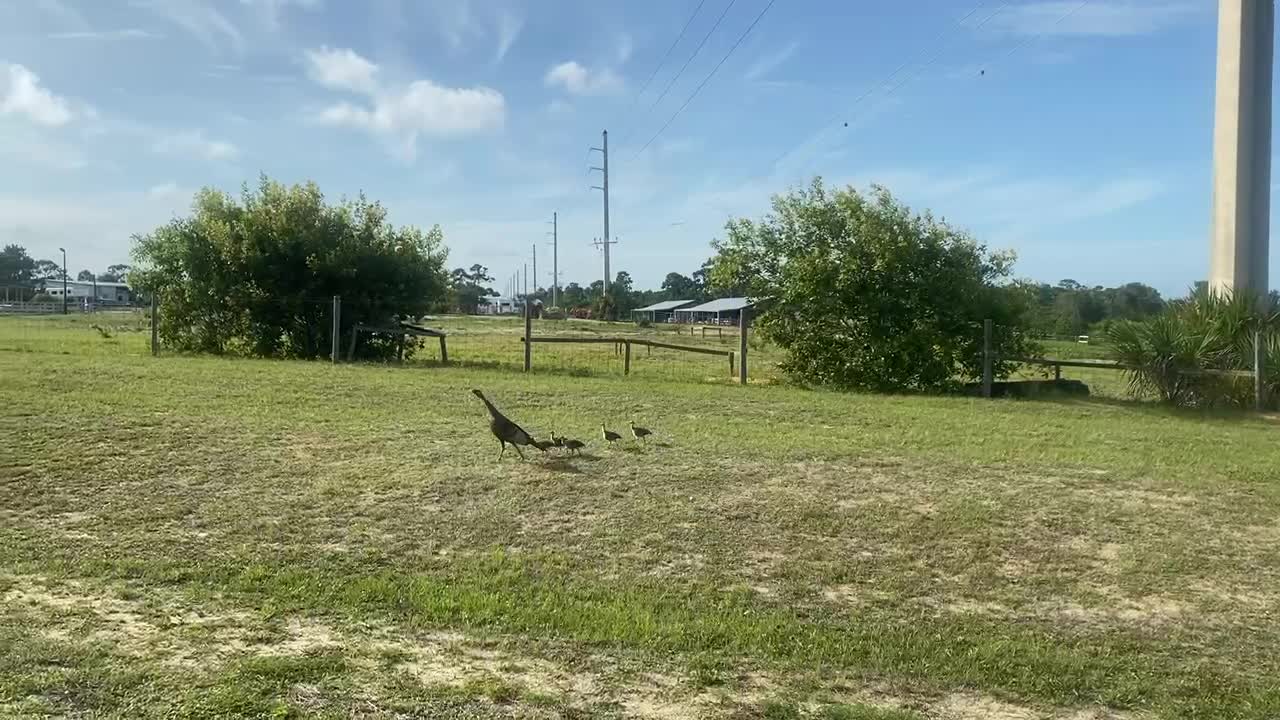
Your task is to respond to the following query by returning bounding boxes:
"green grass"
[2,314,1279,718]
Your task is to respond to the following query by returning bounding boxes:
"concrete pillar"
[1210,0,1273,296]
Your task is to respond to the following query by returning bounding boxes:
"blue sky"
[0,0,1262,296]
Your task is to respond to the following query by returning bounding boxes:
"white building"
[44,280,132,305]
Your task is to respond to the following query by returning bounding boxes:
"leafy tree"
[77,269,95,281]
[33,259,62,285]
[131,176,449,360]
[0,245,36,288]
[450,263,497,313]
[708,178,1037,392]
[660,272,703,301]
[98,264,131,283]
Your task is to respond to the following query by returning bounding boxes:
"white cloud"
[152,130,239,161]
[986,1,1202,37]
[544,61,624,96]
[129,0,244,54]
[305,46,378,94]
[305,47,505,160]
[1,64,73,127]
[494,10,523,62]
[47,28,161,40]
[0,125,86,170]
[744,41,799,81]
[148,182,182,197]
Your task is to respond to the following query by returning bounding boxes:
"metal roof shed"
[671,297,753,324]
[631,299,698,323]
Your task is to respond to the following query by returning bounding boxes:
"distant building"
[43,280,132,305]
[631,299,697,323]
[671,297,753,325]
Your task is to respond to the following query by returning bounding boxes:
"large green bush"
[708,179,1038,392]
[1107,290,1278,408]
[131,176,449,360]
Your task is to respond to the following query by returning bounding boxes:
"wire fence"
[0,295,777,384]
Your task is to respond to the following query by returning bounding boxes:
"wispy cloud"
[0,126,87,170]
[985,1,1202,37]
[148,182,182,197]
[129,0,244,54]
[305,46,378,94]
[47,28,161,40]
[152,129,239,161]
[34,0,89,29]
[615,33,635,65]
[240,0,322,29]
[544,61,624,96]
[305,46,505,161]
[744,41,799,81]
[493,10,523,63]
[1,63,74,127]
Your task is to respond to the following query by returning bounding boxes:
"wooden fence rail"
[520,336,737,377]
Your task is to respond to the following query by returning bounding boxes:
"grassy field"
[3,313,1279,718]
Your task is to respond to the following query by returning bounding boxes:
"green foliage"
[1021,279,1166,337]
[449,264,496,314]
[1108,289,1278,408]
[591,292,618,321]
[77,269,95,281]
[709,178,1037,392]
[130,176,449,360]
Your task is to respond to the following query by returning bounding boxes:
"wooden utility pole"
[738,307,749,385]
[523,301,532,372]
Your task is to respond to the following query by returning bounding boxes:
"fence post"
[729,351,735,376]
[439,335,449,364]
[331,295,341,364]
[523,302,532,372]
[624,341,631,375]
[1256,330,1266,412]
[982,319,994,398]
[150,293,159,357]
[739,308,749,386]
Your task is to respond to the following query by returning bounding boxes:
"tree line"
[445,258,731,319]
[0,244,131,300]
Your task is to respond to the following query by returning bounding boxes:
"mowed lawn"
[2,319,1280,719]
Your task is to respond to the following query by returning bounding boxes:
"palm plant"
[1108,288,1277,409]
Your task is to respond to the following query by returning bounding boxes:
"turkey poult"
[472,389,536,459]
[629,421,652,443]
[601,423,622,445]
[561,438,586,455]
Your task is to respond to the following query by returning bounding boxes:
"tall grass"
[1107,289,1278,408]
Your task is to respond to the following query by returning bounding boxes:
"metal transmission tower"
[589,130,612,294]
[547,212,558,308]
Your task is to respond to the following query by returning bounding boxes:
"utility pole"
[532,244,537,300]
[589,130,612,294]
[523,263,528,298]
[547,212,558,308]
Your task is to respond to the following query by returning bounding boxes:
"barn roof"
[632,299,698,312]
[673,297,753,313]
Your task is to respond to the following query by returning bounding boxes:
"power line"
[627,0,710,111]
[763,1,998,178]
[632,0,777,160]
[622,0,740,149]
